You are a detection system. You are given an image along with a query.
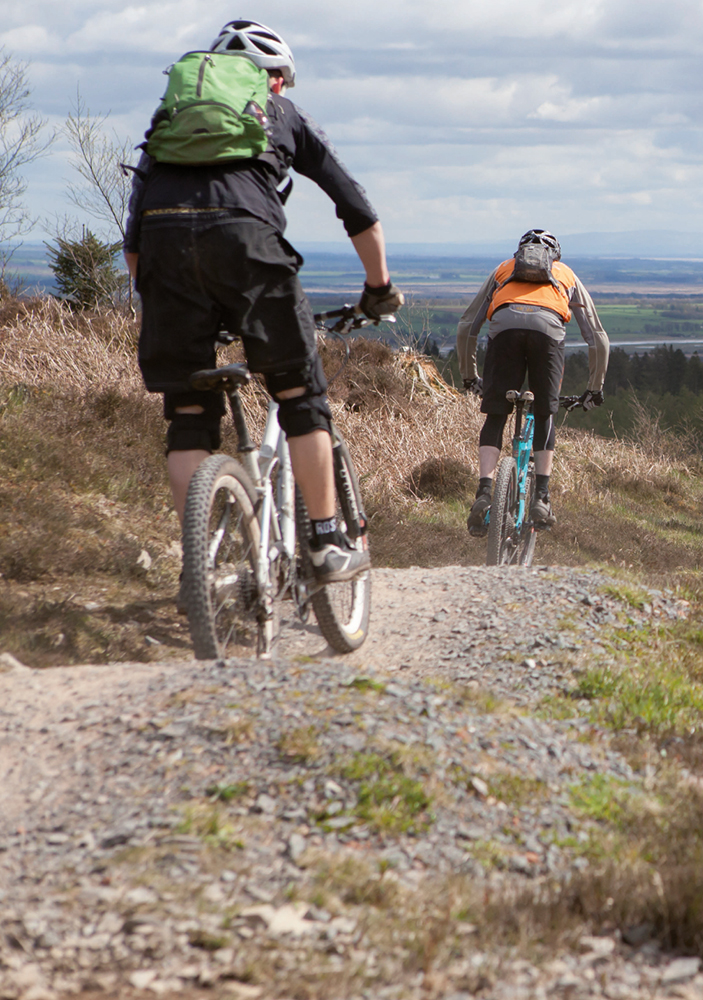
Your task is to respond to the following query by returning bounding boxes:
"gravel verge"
[0,565,700,1000]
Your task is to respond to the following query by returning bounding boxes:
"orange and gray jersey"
[457,260,609,391]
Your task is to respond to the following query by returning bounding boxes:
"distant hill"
[298,231,703,260]
[8,232,703,300]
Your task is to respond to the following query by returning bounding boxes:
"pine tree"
[45,227,125,309]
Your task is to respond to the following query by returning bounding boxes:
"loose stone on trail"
[0,565,694,999]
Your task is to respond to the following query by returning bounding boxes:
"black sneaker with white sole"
[530,495,556,527]
[467,492,491,537]
[310,541,371,584]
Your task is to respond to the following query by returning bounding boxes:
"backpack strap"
[494,260,562,294]
[120,162,148,182]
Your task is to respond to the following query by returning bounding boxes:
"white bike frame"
[235,399,297,624]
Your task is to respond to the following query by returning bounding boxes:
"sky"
[2,0,703,250]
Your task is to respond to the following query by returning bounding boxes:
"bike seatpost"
[226,389,256,455]
[514,399,524,440]
[506,390,524,440]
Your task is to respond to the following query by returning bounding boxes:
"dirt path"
[0,565,699,1000]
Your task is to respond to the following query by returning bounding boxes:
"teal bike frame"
[485,389,537,567]
[509,388,535,535]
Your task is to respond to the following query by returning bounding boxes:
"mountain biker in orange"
[457,229,609,533]
[123,19,403,589]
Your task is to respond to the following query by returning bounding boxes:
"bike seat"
[505,389,534,403]
[190,363,251,392]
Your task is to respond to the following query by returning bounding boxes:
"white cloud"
[3,0,703,242]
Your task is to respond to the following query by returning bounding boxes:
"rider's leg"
[531,415,557,525]
[468,329,527,534]
[271,379,370,582]
[525,330,563,525]
[468,415,507,533]
[478,445,501,479]
[478,414,508,477]
[168,442,210,524]
[276,387,335,519]
[164,391,226,524]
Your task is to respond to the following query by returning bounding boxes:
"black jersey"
[124,93,378,252]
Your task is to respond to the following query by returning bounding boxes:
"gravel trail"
[0,565,698,1000]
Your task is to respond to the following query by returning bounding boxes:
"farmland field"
[10,243,703,355]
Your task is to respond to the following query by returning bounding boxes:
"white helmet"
[518,229,561,260]
[210,19,295,88]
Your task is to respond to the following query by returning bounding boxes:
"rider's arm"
[282,101,402,315]
[457,270,497,381]
[570,276,610,391]
[122,150,153,276]
[350,222,390,287]
[286,102,379,238]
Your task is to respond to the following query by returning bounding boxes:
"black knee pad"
[533,414,556,452]
[163,390,226,453]
[479,413,508,450]
[264,356,332,438]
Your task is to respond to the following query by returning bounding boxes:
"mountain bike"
[484,392,577,567]
[180,306,375,661]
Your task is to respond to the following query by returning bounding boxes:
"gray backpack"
[500,243,561,290]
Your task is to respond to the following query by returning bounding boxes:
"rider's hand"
[359,280,405,323]
[579,389,604,411]
[463,376,483,397]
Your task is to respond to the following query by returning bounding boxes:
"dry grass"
[0,295,141,391]
[318,337,483,565]
[540,407,703,573]
[2,293,703,663]
[321,336,703,573]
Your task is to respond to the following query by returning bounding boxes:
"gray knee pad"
[164,390,225,453]
[264,356,332,438]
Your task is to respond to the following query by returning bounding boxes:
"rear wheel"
[486,457,518,566]
[296,435,371,652]
[182,455,261,660]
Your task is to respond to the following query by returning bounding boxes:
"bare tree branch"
[0,47,52,275]
[62,89,134,240]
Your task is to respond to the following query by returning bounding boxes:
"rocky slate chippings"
[0,565,697,1000]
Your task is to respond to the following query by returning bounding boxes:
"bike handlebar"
[559,395,585,412]
[313,303,397,335]
[467,390,589,412]
[313,304,361,323]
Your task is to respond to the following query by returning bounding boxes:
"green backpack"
[146,52,270,165]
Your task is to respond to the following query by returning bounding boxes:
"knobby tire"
[182,454,261,660]
[296,435,371,652]
[486,457,518,566]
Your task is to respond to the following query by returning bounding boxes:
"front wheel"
[182,455,261,660]
[296,435,371,652]
[486,457,518,566]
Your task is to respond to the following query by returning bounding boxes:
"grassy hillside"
[8,294,703,968]
[1,294,703,667]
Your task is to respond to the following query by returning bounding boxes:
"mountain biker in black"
[123,19,403,589]
[456,229,609,533]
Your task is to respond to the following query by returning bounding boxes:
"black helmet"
[518,229,561,260]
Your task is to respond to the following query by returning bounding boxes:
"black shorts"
[481,328,565,416]
[136,212,319,393]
